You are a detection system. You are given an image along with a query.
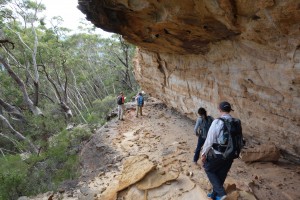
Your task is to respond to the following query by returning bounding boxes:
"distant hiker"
[193,107,213,164]
[135,92,144,117]
[201,101,244,200]
[117,92,125,120]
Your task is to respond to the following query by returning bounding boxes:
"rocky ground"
[28,98,300,200]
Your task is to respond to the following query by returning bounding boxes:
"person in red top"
[117,92,125,120]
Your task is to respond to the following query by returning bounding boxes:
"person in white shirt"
[201,101,237,200]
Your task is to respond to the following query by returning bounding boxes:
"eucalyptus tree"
[0,1,142,198]
[1,0,45,115]
[67,33,111,98]
[0,0,46,153]
[101,34,138,92]
[0,0,74,153]
[0,0,139,155]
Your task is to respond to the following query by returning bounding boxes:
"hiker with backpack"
[201,101,244,200]
[117,92,125,120]
[193,107,213,165]
[135,92,144,117]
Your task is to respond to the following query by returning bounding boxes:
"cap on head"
[219,101,234,112]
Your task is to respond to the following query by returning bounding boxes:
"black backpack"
[213,118,244,160]
[199,116,213,139]
[117,96,123,105]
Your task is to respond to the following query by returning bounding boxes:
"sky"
[42,0,113,37]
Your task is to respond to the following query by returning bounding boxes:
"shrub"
[0,125,92,199]
[88,95,116,124]
[0,155,28,200]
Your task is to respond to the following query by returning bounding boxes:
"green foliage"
[22,104,67,150]
[87,95,116,124]
[0,126,92,199]
[0,1,140,199]
[0,71,23,106]
[0,155,28,200]
[126,90,141,102]
[93,95,116,116]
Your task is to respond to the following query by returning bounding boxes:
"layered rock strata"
[78,0,300,161]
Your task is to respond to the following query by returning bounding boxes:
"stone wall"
[79,0,300,161]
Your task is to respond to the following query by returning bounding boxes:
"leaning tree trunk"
[41,64,73,119]
[0,97,25,121]
[0,114,38,153]
[0,57,43,115]
[71,70,91,111]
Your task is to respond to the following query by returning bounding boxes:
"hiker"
[117,92,125,120]
[201,101,243,200]
[135,92,144,117]
[193,107,213,164]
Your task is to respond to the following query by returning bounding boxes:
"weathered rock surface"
[28,100,300,200]
[78,0,300,161]
[118,154,155,191]
[240,143,280,162]
[96,155,155,200]
[136,169,179,190]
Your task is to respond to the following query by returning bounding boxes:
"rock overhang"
[78,0,244,54]
[78,0,300,162]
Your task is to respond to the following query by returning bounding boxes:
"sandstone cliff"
[78,0,300,161]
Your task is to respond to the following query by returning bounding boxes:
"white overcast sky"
[42,0,112,37]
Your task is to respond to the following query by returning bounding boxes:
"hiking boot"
[207,192,216,199]
[215,195,227,200]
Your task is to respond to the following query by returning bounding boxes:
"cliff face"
[78,0,300,161]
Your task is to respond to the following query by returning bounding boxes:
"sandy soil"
[29,98,300,200]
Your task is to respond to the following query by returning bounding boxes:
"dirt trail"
[30,98,300,200]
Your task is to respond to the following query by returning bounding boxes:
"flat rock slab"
[136,169,180,190]
[125,174,208,200]
[124,186,145,199]
[147,174,197,199]
[98,155,155,200]
[118,154,155,191]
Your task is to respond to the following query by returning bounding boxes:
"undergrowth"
[0,126,92,200]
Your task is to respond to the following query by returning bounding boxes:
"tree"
[1,0,46,115]
[0,1,140,198]
[100,35,138,92]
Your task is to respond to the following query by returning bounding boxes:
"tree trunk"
[0,114,38,153]
[31,20,40,106]
[0,57,43,115]
[70,70,89,111]
[42,64,73,118]
[67,96,87,123]
[0,97,25,121]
